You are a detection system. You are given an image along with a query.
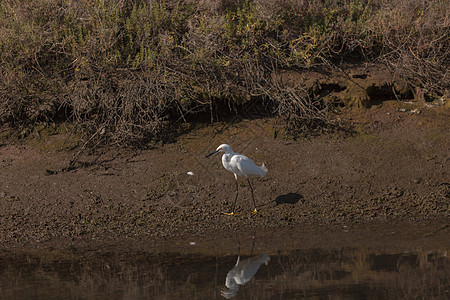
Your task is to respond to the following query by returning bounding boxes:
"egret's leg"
[223,174,238,215]
[232,174,239,213]
[247,178,257,213]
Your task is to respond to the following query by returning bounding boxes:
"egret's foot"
[221,211,235,216]
[252,208,258,214]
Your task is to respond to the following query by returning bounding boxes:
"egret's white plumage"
[206,144,268,215]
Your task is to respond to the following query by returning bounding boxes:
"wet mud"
[1,101,449,249]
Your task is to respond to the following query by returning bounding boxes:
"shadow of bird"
[274,193,303,205]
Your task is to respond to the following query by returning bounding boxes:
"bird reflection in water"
[221,235,270,299]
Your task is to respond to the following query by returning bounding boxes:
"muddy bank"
[0,100,449,250]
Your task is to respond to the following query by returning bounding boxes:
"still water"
[0,236,449,299]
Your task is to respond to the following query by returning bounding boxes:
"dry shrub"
[375,0,449,98]
[68,71,176,147]
[0,0,448,147]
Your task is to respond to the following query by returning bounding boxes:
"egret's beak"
[205,149,219,158]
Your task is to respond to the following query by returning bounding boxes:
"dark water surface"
[1,230,449,299]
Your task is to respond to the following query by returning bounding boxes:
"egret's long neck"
[222,153,231,163]
[221,153,234,172]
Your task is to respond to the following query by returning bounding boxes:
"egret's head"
[216,144,233,154]
[205,144,233,158]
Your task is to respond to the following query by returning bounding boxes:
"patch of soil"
[278,63,418,108]
[0,101,449,252]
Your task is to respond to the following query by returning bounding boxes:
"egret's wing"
[234,155,265,177]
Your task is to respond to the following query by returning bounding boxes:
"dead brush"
[375,0,449,98]
[0,0,448,149]
[67,72,176,148]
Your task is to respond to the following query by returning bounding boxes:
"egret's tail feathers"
[259,163,268,177]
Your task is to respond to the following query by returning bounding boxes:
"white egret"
[205,144,268,215]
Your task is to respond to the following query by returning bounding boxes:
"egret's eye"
[218,148,222,151]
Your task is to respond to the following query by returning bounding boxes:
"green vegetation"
[0,0,448,146]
